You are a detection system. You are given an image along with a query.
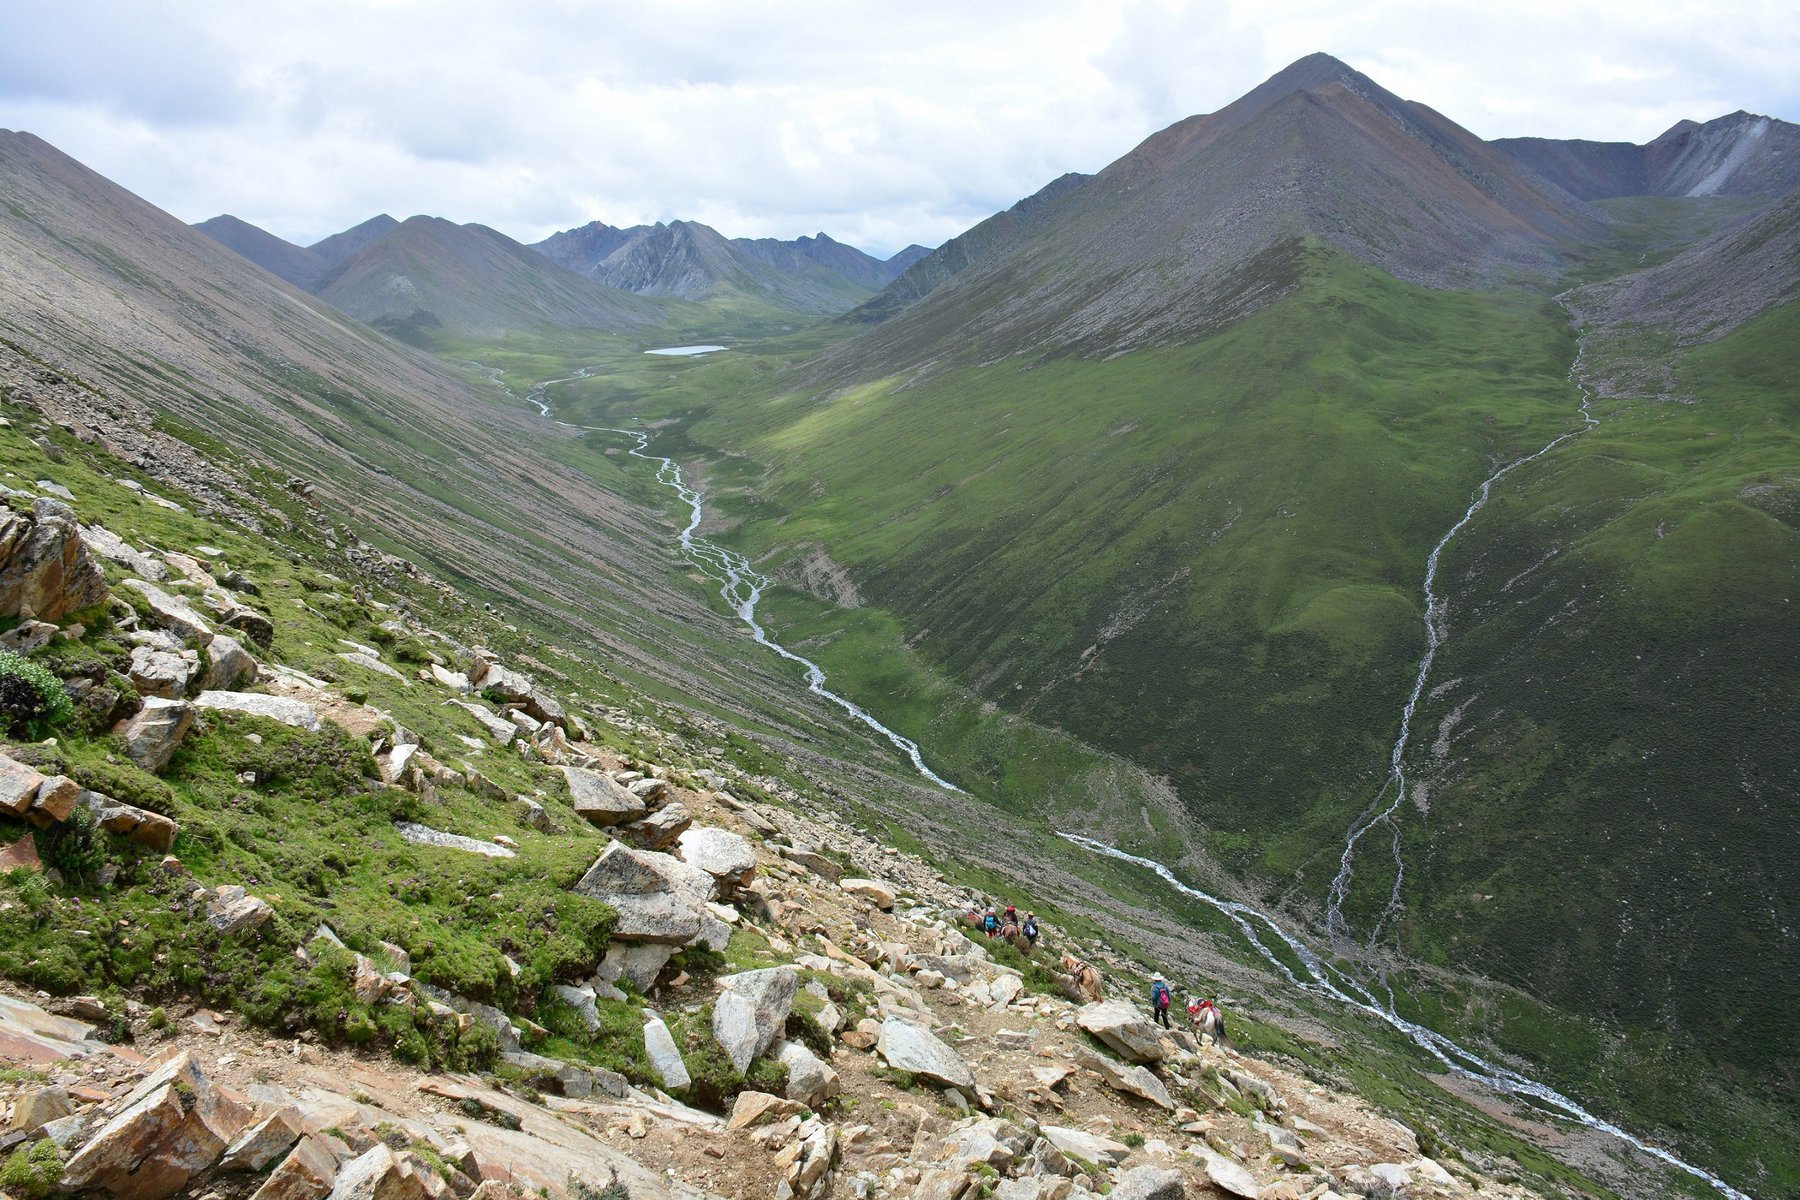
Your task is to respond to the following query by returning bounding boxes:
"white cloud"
[4,0,1795,257]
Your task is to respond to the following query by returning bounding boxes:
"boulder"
[467,656,567,730]
[500,1050,626,1099]
[1039,1125,1131,1167]
[877,1016,976,1095]
[451,700,518,745]
[550,983,603,1033]
[0,618,57,654]
[0,832,42,871]
[206,885,274,934]
[989,973,1024,1008]
[573,842,715,944]
[727,1090,806,1130]
[676,826,758,893]
[0,498,108,621]
[779,845,843,882]
[248,1134,339,1200]
[116,697,195,772]
[7,1085,73,1133]
[202,634,258,690]
[128,645,200,699]
[712,966,798,1072]
[1187,1146,1259,1198]
[643,1013,692,1090]
[219,1107,305,1172]
[775,1039,840,1108]
[194,690,322,730]
[122,579,214,646]
[24,774,80,828]
[81,790,180,851]
[0,753,45,817]
[561,765,648,827]
[61,1049,249,1198]
[595,941,676,992]
[80,523,166,581]
[1076,999,1166,1064]
[1112,1166,1186,1200]
[839,877,896,909]
[1079,1048,1175,1110]
[616,800,692,849]
[219,607,275,649]
[322,1143,440,1199]
[938,1116,1032,1170]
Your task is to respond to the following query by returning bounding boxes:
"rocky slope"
[0,436,1545,1200]
[191,216,326,289]
[1495,110,1800,201]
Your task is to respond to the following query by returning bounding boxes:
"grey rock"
[775,1039,839,1108]
[1076,999,1165,1064]
[116,697,195,772]
[219,1107,304,1172]
[0,618,56,654]
[202,634,259,690]
[1111,1165,1186,1200]
[779,845,843,882]
[676,825,758,892]
[79,524,166,581]
[193,690,321,730]
[1079,1047,1175,1110]
[644,1013,692,1091]
[551,984,603,1033]
[617,800,692,849]
[123,579,214,645]
[562,765,648,826]
[501,1050,626,1099]
[206,885,273,934]
[573,842,716,944]
[877,1016,975,1094]
[839,878,896,909]
[394,821,516,858]
[595,941,675,992]
[713,966,799,1073]
[1187,1146,1259,1198]
[128,644,199,699]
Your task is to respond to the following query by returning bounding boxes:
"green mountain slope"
[312,215,675,344]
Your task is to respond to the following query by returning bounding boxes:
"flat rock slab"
[394,822,516,858]
[1040,1124,1131,1167]
[878,1016,975,1094]
[194,690,322,730]
[1076,999,1165,1064]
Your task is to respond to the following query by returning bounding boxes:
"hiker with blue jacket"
[1150,973,1173,1027]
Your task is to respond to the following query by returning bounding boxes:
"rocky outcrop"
[0,497,108,621]
[194,689,323,730]
[60,1050,250,1198]
[677,826,758,895]
[81,789,180,851]
[840,877,897,910]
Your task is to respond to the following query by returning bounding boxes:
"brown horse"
[1061,951,1103,1003]
[998,920,1030,952]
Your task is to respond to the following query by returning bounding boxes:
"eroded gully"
[523,345,1746,1198]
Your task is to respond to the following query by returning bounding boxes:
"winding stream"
[1323,310,1602,951]
[598,425,962,792]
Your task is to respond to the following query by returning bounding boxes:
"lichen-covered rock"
[573,842,715,944]
[878,1015,976,1094]
[677,825,758,893]
[194,689,321,730]
[1075,999,1165,1064]
[82,789,180,851]
[0,497,109,622]
[562,765,648,826]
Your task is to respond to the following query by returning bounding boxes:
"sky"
[3,1,1796,258]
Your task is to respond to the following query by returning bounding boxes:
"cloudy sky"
[4,1,1796,257]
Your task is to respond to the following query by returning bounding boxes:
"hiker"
[1150,974,1173,1028]
[983,909,1000,937]
[1023,912,1040,948]
[1004,904,1017,925]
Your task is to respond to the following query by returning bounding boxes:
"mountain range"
[2,50,1798,1199]
[192,205,924,344]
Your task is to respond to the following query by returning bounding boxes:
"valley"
[1,49,1797,1200]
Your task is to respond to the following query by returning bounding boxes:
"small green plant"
[1123,1131,1147,1148]
[147,1006,169,1030]
[0,1138,64,1199]
[0,650,74,738]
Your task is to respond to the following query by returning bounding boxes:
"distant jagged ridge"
[1495,110,1800,200]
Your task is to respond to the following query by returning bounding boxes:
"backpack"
[1024,918,1038,939]
[1152,981,1171,1010]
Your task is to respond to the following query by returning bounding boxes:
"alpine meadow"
[0,40,1796,1200]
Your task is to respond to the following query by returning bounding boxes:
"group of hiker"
[962,902,1229,1044]
[967,903,1040,948]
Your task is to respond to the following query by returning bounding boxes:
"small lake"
[644,345,728,357]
